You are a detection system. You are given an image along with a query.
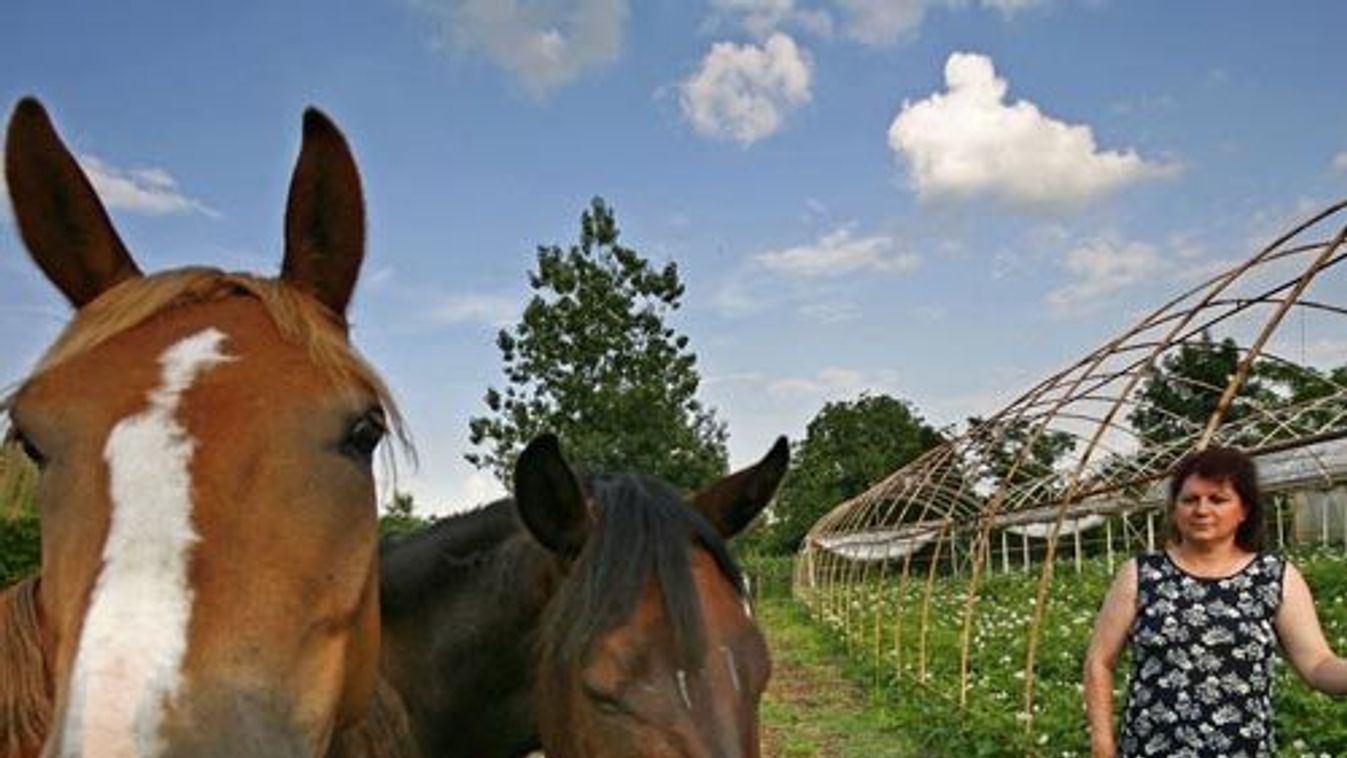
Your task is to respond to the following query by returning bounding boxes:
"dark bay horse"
[0,98,410,757]
[378,434,787,757]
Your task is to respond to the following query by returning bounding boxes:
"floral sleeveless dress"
[1120,552,1284,758]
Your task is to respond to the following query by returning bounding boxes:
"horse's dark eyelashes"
[10,429,46,470]
[340,407,386,463]
[581,683,630,716]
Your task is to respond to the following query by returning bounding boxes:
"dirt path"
[756,598,919,758]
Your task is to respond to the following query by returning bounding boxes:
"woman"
[1084,446,1347,757]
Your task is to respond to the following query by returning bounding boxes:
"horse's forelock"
[1,268,410,458]
[542,474,746,674]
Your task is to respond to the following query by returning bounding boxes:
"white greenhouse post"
[1276,496,1286,550]
[1001,530,1010,574]
[1341,490,1347,553]
[1022,530,1030,572]
[1073,521,1083,574]
[1106,518,1115,574]
[1146,512,1155,552]
[1322,491,1330,547]
[949,533,959,577]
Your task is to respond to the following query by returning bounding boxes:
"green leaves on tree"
[467,197,728,492]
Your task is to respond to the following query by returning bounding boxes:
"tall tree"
[467,197,728,490]
[966,415,1076,495]
[754,393,943,555]
[1128,331,1270,447]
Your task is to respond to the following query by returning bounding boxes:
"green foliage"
[756,597,921,757]
[806,548,1347,756]
[740,554,796,600]
[379,490,431,540]
[0,510,40,586]
[1,445,40,585]
[1251,360,1347,435]
[966,416,1076,493]
[1128,331,1270,446]
[467,197,728,491]
[753,393,942,556]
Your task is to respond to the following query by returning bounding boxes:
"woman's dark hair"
[1166,445,1265,552]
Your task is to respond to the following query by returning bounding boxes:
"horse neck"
[377,500,558,758]
[379,499,545,613]
[0,576,50,758]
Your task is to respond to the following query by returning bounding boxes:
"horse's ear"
[4,97,142,307]
[514,434,591,558]
[692,436,789,538]
[281,108,364,319]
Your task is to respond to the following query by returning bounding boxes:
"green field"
[753,548,1347,757]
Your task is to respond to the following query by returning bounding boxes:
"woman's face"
[1172,473,1248,548]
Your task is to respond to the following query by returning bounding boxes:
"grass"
[793,547,1347,757]
[758,596,927,757]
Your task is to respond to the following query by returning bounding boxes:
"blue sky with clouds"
[4,1,1346,514]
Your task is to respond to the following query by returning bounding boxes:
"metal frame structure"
[794,200,1347,749]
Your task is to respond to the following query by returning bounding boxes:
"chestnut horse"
[0,98,409,757]
[378,434,787,757]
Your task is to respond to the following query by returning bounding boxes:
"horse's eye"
[10,429,46,470]
[582,685,629,717]
[341,409,386,463]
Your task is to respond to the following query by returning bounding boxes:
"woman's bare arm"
[1277,562,1347,695]
[1083,558,1138,758]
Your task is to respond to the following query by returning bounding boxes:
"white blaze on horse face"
[61,328,233,758]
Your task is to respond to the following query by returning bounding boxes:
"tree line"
[4,198,1345,583]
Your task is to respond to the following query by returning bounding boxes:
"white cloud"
[798,302,861,323]
[429,293,518,326]
[411,0,628,97]
[1,152,214,220]
[707,0,833,39]
[756,225,919,278]
[768,367,865,398]
[888,52,1180,212]
[680,33,813,146]
[980,0,1049,16]
[80,155,218,217]
[1332,150,1347,172]
[767,367,900,399]
[835,0,930,45]
[1046,237,1163,308]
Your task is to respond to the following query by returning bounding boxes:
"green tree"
[1250,359,1347,434]
[966,415,1076,494]
[754,393,943,555]
[1128,331,1270,447]
[1,444,40,585]
[379,491,431,540]
[467,197,728,491]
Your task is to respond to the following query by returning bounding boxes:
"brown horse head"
[2,98,400,756]
[514,435,788,758]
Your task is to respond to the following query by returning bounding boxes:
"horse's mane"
[0,576,49,758]
[1,267,408,451]
[379,499,543,616]
[540,474,746,673]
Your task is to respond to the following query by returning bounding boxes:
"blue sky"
[3,1,1346,515]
